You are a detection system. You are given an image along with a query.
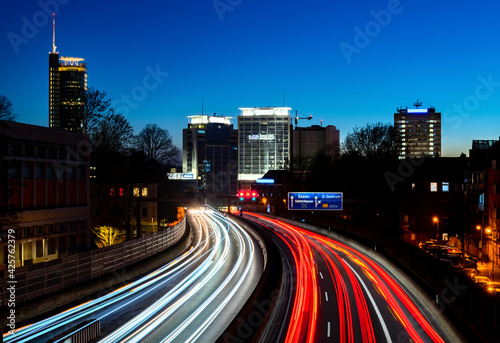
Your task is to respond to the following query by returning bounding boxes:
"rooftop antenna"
[413,99,422,108]
[52,13,57,53]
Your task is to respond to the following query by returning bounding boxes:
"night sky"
[2,0,500,156]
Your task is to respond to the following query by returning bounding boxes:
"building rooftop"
[471,140,497,150]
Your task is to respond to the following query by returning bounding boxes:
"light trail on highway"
[4,209,263,343]
[244,212,459,343]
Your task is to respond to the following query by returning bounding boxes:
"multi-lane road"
[4,209,263,343]
[4,209,464,342]
[243,212,464,343]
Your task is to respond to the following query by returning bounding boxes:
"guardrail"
[0,218,186,307]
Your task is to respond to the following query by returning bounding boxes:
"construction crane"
[294,110,313,126]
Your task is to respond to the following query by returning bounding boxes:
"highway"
[4,209,263,343]
[244,212,464,343]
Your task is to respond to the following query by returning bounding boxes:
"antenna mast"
[52,13,57,53]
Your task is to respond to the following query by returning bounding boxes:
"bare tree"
[0,95,16,121]
[80,87,113,135]
[341,122,395,159]
[134,124,180,167]
[92,226,126,248]
[91,113,134,153]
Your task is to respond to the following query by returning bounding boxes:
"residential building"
[394,102,441,159]
[398,157,467,243]
[238,107,291,185]
[466,139,500,265]
[0,121,90,267]
[90,151,169,239]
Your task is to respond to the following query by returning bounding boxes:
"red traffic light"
[238,190,259,200]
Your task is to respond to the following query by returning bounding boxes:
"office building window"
[442,182,449,192]
[430,182,438,192]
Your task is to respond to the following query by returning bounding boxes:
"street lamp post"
[483,227,494,281]
[493,231,496,282]
[433,216,439,240]
[477,225,484,265]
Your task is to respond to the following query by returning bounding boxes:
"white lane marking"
[320,272,324,279]
[327,322,330,337]
[343,258,392,343]
[325,292,329,302]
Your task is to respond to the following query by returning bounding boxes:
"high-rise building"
[49,14,87,132]
[238,107,291,182]
[183,115,238,198]
[292,124,340,170]
[394,102,441,159]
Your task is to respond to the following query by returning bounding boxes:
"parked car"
[486,282,500,294]
[461,268,480,279]
[418,240,436,251]
[463,256,478,269]
[428,245,447,258]
[474,276,491,287]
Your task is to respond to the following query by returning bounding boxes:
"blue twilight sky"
[1,0,500,157]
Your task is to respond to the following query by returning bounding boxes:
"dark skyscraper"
[49,14,87,132]
[183,115,238,200]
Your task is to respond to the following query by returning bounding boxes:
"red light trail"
[245,213,446,343]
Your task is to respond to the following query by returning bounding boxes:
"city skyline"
[2,0,500,156]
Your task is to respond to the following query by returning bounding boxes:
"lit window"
[119,188,124,196]
[142,187,148,197]
[110,188,115,196]
[442,182,449,192]
[133,187,140,197]
[430,182,438,192]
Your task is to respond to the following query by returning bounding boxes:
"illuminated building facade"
[49,15,87,131]
[182,115,238,198]
[394,105,441,159]
[238,107,291,182]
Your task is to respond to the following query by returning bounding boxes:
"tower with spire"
[49,14,87,132]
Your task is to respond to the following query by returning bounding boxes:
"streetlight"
[433,216,439,240]
[477,225,484,265]
[486,227,494,282]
